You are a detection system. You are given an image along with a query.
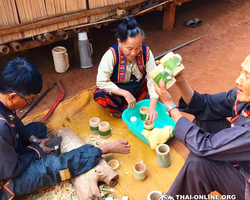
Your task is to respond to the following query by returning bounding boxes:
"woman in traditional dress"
[93,16,158,120]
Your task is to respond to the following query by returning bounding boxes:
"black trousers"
[167,118,245,199]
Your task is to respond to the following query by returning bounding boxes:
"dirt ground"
[1,0,249,159]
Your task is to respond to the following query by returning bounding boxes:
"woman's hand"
[124,91,136,109]
[154,79,174,107]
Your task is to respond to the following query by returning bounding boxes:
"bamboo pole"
[0,45,10,55]
[0,31,76,56]
[0,0,149,37]
[44,32,55,42]
[55,30,69,40]
[35,35,47,42]
[73,28,82,33]
[10,42,22,51]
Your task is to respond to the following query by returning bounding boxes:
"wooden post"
[162,3,176,30]
[57,128,119,200]
[73,36,80,62]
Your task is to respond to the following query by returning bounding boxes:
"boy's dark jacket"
[0,102,44,200]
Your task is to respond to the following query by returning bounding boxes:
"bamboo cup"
[140,106,148,122]
[133,162,147,181]
[98,121,111,139]
[156,144,171,168]
[89,117,100,134]
[160,52,184,77]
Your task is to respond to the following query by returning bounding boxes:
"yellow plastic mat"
[22,88,185,200]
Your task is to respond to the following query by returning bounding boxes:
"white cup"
[116,8,126,16]
[130,116,138,126]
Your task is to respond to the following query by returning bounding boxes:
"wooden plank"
[162,3,176,30]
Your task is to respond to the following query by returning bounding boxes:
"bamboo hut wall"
[88,0,127,22]
[88,0,109,21]
[15,0,38,37]
[51,0,88,29]
[44,0,58,32]
[66,0,88,26]
[0,0,137,45]
[0,0,20,44]
[0,0,88,44]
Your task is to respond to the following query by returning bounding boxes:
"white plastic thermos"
[78,32,93,69]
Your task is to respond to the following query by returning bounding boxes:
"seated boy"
[0,58,130,199]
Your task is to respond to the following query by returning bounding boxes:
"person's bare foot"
[37,186,55,193]
[111,112,122,118]
[100,139,130,154]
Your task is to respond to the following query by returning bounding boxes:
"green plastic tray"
[122,99,175,145]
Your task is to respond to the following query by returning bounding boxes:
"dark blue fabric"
[14,144,102,196]
[178,88,238,120]
[15,122,47,153]
[0,102,45,200]
[170,88,250,198]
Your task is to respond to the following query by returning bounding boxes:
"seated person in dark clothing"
[0,58,130,200]
[154,55,250,199]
